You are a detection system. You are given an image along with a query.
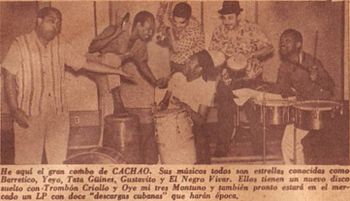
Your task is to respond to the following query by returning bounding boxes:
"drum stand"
[293,125,297,164]
[262,93,267,164]
[262,107,267,164]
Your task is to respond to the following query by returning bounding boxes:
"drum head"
[64,147,125,164]
[293,100,342,111]
[253,99,295,106]
[154,108,185,118]
[227,55,247,71]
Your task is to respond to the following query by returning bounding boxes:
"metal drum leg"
[262,105,266,164]
[293,125,297,164]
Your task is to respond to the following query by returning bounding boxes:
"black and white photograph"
[0,0,349,166]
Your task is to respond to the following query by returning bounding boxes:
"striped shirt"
[1,31,84,116]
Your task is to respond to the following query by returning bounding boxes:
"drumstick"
[313,30,319,66]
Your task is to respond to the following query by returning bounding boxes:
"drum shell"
[154,109,197,164]
[294,107,341,130]
[103,114,141,164]
[253,103,294,125]
[64,147,125,164]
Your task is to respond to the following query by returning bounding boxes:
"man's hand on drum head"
[221,68,232,86]
[13,108,29,128]
[246,57,262,80]
[171,96,191,111]
[152,101,168,112]
[155,77,169,89]
[309,65,318,82]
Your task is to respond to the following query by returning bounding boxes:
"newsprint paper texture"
[0,0,349,200]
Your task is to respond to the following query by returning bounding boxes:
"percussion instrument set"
[252,94,343,164]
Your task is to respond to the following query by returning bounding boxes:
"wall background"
[1,1,348,114]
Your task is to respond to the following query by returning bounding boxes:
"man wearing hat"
[210,1,274,157]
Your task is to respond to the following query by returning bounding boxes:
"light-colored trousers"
[14,95,69,164]
[281,124,309,164]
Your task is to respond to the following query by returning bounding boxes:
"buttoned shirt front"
[1,31,85,116]
[170,18,205,65]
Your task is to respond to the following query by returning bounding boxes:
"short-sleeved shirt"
[168,72,216,111]
[170,18,205,65]
[209,20,271,74]
[1,31,85,116]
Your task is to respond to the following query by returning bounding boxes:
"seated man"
[277,29,334,164]
[209,1,274,157]
[158,50,219,164]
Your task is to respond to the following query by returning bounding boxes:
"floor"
[1,105,349,165]
[208,109,349,165]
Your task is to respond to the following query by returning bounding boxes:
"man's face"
[183,56,202,82]
[220,13,238,30]
[37,11,61,42]
[279,34,300,57]
[137,19,155,41]
[172,16,189,31]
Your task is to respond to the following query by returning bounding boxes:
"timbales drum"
[293,100,342,130]
[253,99,295,125]
[154,109,197,164]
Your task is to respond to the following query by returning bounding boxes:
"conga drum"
[64,147,125,164]
[293,100,342,130]
[103,114,141,164]
[154,109,196,164]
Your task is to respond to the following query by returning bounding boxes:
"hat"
[218,1,243,15]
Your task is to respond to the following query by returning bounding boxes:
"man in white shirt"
[159,50,218,164]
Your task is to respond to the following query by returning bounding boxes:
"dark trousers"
[138,122,158,164]
[215,76,265,156]
[193,124,211,164]
[243,100,263,154]
[1,128,15,164]
[126,108,158,164]
[215,81,236,156]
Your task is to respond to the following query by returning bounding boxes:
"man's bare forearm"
[3,69,19,111]
[136,61,157,86]
[79,61,131,77]
[253,44,274,60]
